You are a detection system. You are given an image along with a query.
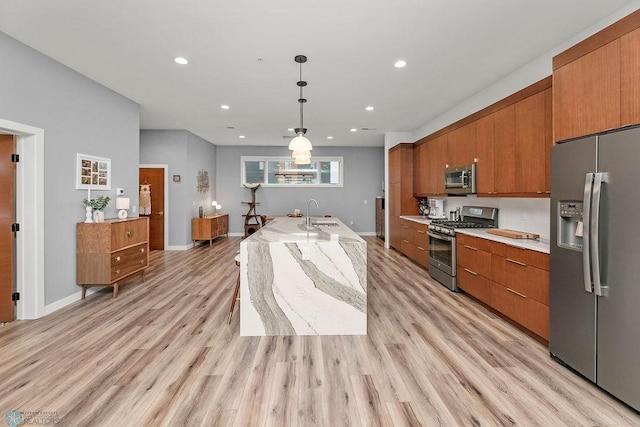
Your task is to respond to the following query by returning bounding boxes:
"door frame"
[0,119,45,320]
[139,164,169,250]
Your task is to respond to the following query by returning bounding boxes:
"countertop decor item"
[288,55,312,156]
[84,195,110,223]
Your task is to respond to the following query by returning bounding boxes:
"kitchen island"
[239,217,367,336]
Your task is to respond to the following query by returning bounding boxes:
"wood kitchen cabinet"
[456,233,550,341]
[475,114,495,195]
[76,217,149,299]
[493,104,517,194]
[553,9,640,141]
[446,122,476,167]
[399,218,429,268]
[388,143,417,250]
[427,135,447,196]
[413,142,428,196]
[192,214,229,247]
[621,27,640,126]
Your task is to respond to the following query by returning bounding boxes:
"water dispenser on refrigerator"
[557,201,584,251]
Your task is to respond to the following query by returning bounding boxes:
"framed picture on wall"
[76,153,111,190]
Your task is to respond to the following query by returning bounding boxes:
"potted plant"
[83,196,111,223]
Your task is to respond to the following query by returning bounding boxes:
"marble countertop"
[457,228,550,254]
[246,217,364,243]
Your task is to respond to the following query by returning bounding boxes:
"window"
[241,156,343,187]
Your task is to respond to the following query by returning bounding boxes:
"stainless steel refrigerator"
[550,125,640,411]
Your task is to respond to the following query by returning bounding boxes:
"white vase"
[93,210,105,223]
[84,206,93,223]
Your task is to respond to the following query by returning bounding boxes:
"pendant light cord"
[299,61,304,135]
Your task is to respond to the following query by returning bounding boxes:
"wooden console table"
[192,214,229,247]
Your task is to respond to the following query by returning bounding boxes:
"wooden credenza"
[192,214,229,247]
[76,217,149,299]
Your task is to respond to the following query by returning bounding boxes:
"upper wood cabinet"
[430,134,447,196]
[515,89,552,194]
[475,114,495,194]
[413,142,428,196]
[553,40,621,142]
[621,27,640,126]
[553,9,640,141]
[446,122,476,167]
[493,104,517,194]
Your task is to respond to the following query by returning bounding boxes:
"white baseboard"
[43,287,100,316]
[166,243,193,251]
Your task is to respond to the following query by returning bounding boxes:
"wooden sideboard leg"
[81,285,87,299]
[113,283,119,298]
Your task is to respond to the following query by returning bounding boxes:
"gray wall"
[0,32,140,304]
[140,130,217,247]
[215,146,384,234]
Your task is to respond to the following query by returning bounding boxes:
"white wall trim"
[0,118,45,320]
[139,164,169,249]
[43,287,100,315]
[166,244,192,251]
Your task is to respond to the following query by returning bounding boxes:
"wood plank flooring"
[0,237,638,426]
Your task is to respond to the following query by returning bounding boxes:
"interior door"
[0,134,16,322]
[139,167,165,250]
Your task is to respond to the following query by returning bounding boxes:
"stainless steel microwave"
[444,163,476,195]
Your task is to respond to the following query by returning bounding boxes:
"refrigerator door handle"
[591,172,608,296]
[582,173,594,293]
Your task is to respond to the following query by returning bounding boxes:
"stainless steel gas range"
[427,206,498,291]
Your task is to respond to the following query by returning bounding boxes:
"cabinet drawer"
[492,283,549,340]
[457,233,493,252]
[111,244,148,280]
[458,268,492,305]
[502,244,549,270]
[492,256,549,305]
[457,243,491,278]
[111,219,147,249]
[414,228,428,248]
[415,245,429,268]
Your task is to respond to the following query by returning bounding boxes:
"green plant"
[83,195,111,211]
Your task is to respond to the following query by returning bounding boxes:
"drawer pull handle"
[127,230,134,238]
[115,256,121,262]
[507,288,527,298]
[417,230,425,234]
[402,239,409,243]
[463,245,477,251]
[417,247,425,251]
[115,269,120,275]
[464,268,478,276]
[140,260,145,264]
[506,258,526,267]
[140,248,145,253]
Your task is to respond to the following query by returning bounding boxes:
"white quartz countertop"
[399,215,432,225]
[246,217,364,243]
[456,229,550,254]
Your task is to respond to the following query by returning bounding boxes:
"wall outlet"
[364,199,367,204]
[132,205,137,214]
[350,220,354,225]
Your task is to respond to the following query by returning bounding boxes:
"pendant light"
[289,55,312,153]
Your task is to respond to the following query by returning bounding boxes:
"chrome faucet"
[306,198,319,228]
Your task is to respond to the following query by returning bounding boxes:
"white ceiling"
[0,1,637,147]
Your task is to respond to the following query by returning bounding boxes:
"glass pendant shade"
[292,149,311,158]
[294,156,311,165]
[288,134,312,151]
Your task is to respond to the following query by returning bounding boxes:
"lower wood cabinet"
[398,219,429,268]
[76,217,150,299]
[457,233,549,340]
[192,214,229,247]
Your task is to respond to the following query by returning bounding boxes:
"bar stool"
[227,254,241,325]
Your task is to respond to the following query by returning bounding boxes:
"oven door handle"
[428,231,454,242]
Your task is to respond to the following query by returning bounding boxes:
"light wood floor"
[0,237,638,426]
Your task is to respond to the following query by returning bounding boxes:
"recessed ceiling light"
[365,106,374,111]
[221,105,230,110]
[394,60,406,68]
[175,57,188,65]
[239,135,245,139]
[327,136,333,139]
[350,128,357,132]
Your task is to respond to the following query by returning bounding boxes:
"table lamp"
[116,197,130,219]
[212,200,222,213]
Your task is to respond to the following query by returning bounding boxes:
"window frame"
[241,156,344,188]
